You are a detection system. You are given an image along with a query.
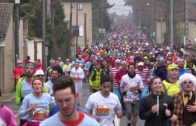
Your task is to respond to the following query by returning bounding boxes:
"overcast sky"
[107,0,132,16]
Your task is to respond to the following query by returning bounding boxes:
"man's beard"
[26,72,33,77]
[128,72,136,78]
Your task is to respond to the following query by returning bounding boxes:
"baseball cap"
[167,63,178,71]
[115,59,121,64]
[159,57,164,61]
[35,69,44,76]
[137,62,144,67]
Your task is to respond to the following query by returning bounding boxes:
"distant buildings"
[62,0,93,55]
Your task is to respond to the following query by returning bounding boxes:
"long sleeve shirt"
[0,105,17,126]
[19,93,55,123]
[135,68,151,87]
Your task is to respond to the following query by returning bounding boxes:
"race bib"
[95,108,110,116]
[73,77,79,81]
[128,85,138,91]
[32,108,47,122]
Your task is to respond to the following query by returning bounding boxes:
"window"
[79,26,83,36]
[78,3,83,10]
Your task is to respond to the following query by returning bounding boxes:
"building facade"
[62,0,92,54]
[0,3,15,93]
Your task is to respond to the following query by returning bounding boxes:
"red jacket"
[115,69,128,84]
[12,67,23,83]
[108,58,115,67]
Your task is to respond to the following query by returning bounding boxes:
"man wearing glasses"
[171,73,196,126]
[40,76,99,126]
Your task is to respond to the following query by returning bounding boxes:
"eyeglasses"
[36,75,44,77]
[183,81,192,84]
[55,98,72,105]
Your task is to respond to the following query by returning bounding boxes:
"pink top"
[0,105,17,126]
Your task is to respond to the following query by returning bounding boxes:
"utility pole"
[84,13,87,45]
[151,0,155,40]
[170,0,174,47]
[14,0,20,86]
[76,3,78,54]
[70,1,73,31]
[184,0,189,46]
[42,0,46,70]
[160,6,163,44]
[14,0,20,65]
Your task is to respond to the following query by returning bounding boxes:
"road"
[3,82,144,126]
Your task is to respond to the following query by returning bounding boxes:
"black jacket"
[139,93,174,126]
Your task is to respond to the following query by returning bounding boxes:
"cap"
[137,62,144,67]
[17,60,22,64]
[143,56,148,60]
[159,57,164,61]
[66,58,70,62]
[167,63,178,71]
[115,59,121,64]
[35,69,44,76]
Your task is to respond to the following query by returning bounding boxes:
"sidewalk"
[1,92,15,102]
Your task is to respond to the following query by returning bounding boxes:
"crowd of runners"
[0,21,196,126]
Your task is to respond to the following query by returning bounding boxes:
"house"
[155,8,196,45]
[62,0,93,55]
[188,9,196,44]
[0,3,15,93]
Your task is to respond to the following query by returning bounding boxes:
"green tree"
[92,0,113,43]
[19,0,73,60]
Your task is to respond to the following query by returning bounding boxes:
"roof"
[62,0,92,2]
[0,3,13,35]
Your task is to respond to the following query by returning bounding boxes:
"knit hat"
[25,62,35,69]
[137,62,144,67]
[115,59,121,64]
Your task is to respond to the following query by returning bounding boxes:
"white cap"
[137,62,144,66]
[35,69,44,76]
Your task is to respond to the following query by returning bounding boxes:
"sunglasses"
[183,81,192,84]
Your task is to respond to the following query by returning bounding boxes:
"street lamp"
[146,1,155,43]
[146,2,150,6]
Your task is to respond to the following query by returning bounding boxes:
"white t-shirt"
[84,91,122,126]
[40,112,99,126]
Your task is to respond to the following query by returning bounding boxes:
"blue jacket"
[178,68,189,79]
